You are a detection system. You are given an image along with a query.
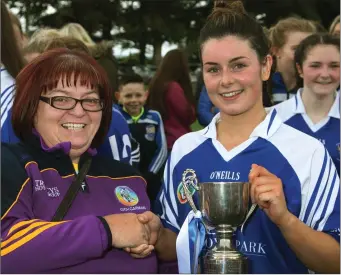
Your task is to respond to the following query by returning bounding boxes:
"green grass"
[191,120,204,132]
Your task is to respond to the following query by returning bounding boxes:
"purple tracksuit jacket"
[1,134,158,273]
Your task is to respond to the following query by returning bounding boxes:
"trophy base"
[199,250,248,274]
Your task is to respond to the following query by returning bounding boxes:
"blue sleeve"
[97,108,132,164]
[197,86,217,126]
[148,111,167,174]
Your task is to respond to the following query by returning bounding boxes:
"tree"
[6,0,59,32]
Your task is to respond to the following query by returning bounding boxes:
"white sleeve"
[299,145,340,237]
[156,156,181,233]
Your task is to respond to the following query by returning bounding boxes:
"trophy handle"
[182,169,209,232]
[240,203,258,234]
[182,169,200,214]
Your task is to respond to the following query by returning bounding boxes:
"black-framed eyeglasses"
[39,96,104,112]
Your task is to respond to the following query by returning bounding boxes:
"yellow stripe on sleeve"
[1,221,51,248]
[1,221,67,256]
[1,178,31,221]
[7,219,39,237]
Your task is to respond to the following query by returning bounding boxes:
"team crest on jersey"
[145,124,156,141]
[115,186,139,206]
[177,182,196,204]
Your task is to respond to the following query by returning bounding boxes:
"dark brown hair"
[295,33,340,88]
[12,48,112,148]
[119,74,144,87]
[9,10,23,34]
[1,0,26,78]
[147,49,195,119]
[199,0,270,62]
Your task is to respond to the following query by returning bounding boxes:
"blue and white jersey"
[273,89,340,175]
[119,106,167,175]
[1,68,15,128]
[157,109,340,274]
[97,105,133,164]
[1,67,19,144]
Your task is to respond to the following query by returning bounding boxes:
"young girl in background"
[268,17,317,104]
[274,33,340,175]
[147,49,196,151]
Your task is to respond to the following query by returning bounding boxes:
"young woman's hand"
[249,164,292,227]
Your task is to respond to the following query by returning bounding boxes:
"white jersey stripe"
[301,149,328,224]
[309,158,334,228]
[316,172,339,231]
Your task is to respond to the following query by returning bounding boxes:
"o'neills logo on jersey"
[177,182,196,204]
[210,170,241,181]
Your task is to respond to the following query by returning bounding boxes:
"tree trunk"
[24,5,30,33]
[153,40,163,66]
[139,36,147,65]
[102,20,112,40]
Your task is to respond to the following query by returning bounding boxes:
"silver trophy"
[182,169,257,274]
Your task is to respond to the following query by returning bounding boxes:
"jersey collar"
[202,108,283,141]
[294,88,340,119]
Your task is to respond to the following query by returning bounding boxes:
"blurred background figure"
[60,23,119,94]
[1,0,26,140]
[8,9,27,49]
[197,86,220,127]
[268,17,318,104]
[44,36,91,54]
[23,28,61,62]
[115,74,167,207]
[273,33,340,174]
[147,49,196,151]
[329,15,340,36]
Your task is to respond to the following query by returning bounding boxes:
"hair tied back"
[213,0,246,14]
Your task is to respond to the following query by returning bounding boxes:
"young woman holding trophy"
[151,0,340,273]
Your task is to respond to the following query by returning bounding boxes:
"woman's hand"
[123,244,154,258]
[103,213,150,248]
[249,164,292,227]
[123,211,162,258]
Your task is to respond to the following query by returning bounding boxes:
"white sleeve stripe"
[159,191,166,220]
[162,159,179,219]
[306,155,331,227]
[0,84,15,101]
[315,171,339,231]
[1,98,14,127]
[163,159,169,193]
[168,168,179,216]
[1,85,15,109]
[302,149,328,224]
[159,189,180,230]
[310,164,335,228]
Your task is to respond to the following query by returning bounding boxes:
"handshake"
[103,211,162,258]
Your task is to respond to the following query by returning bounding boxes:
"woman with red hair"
[1,48,162,273]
